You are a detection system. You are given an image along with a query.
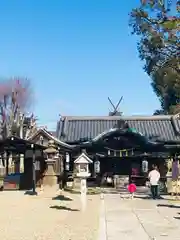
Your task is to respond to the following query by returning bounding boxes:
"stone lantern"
[74,152,92,211]
[74,153,92,178]
[43,140,58,187]
[166,158,173,193]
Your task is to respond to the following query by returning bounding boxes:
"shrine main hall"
[52,114,180,186]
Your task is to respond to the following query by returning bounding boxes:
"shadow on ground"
[24,190,38,196]
[102,187,150,195]
[134,195,165,200]
[52,195,72,201]
[134,195,151,200]
[173,213,180,220]
[50,205,79,211]
[157,204,180,209]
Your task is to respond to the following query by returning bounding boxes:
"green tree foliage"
[129,0,180,114]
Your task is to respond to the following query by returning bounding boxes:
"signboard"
[35,161,40,171]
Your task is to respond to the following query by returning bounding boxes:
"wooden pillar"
[60,154,64,173]
[0,154,5,188]
[59,154,64,190]
[4,151,8,175]
[39,149,44,191]
[62,152,69,189]
[0,155,3,167]
[14,154,20,173]
[32,146,37,194]
[8,152,13,174]
[20,153,24,173]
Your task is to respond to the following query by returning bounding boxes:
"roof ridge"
[60,115,174,121]
[57,115,180,143]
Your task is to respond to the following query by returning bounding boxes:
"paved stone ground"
[99,192,180,240]
[3,188,180,240]
[0,189,100,240]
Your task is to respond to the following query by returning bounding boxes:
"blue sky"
[0,0,161,129]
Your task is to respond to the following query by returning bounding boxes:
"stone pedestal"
[73,177,81,190]
[114,175,129,189]
[43,159,58,187]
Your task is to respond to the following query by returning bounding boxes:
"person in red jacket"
[128,181,137,199]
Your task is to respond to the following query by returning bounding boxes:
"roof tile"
[56,116,180,143]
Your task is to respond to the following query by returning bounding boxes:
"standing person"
[128,180,137,199]
[148,165,160,199]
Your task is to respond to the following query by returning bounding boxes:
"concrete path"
[99,193,180,240]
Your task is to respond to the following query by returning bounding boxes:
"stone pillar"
[166,172,172,193]
[43,159,58,187]
[166,159,172,194]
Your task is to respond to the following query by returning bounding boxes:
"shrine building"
[55,114,180,186]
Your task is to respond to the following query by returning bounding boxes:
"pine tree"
[130,0,180,114]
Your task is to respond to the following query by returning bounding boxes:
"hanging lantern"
[108,150,110,156]
[142,159,148,173]
[65,152,70,171]
[94,160,100,173]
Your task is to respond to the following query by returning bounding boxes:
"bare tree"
[0,77,36,139]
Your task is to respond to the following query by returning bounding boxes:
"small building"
[0,128,73,190]
[0,136,45,190]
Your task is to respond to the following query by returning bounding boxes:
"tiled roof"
[28,128,73,149]
[56,115,180,143]
[50,131,56,137]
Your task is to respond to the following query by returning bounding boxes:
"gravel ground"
[0,190,100,240]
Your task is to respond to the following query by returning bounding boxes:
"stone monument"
[166,158,173,194]
[43,140,58,188]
